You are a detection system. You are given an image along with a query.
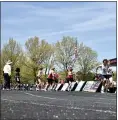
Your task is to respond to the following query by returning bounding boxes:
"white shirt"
[98,64,109,75]
[3,64,11,75]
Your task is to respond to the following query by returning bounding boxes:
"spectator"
[15,68,21,90]
[3,60,12,90]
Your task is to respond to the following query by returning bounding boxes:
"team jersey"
[48,70,54,79]
[67,71,73,78]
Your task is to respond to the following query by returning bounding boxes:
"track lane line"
[1,98,116,115]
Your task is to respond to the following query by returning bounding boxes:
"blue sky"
[1,2,116,62]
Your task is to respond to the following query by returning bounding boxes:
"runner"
[52,72,59,90]
[107,68,114,92]
[96,59,113,93]
[36,67,43,91]
[46,67,55,91]
[66,67,74,91]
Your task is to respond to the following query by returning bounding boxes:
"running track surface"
[1,91,116,120]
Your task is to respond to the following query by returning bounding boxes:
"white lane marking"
[97,97,116,101]
[1,98,116,115]
[72,96,116,101]
[24,92,67,101]
[24,92,116,105]
[95,102,116,105]
[24,92,116,101]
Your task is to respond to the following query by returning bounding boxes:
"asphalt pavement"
[1,90,117,120]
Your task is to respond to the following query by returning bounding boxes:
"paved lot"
[1,90,116,120]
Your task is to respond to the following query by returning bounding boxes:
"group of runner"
[2,59,116,93]
[35,67,74,91]
[36,58,115,93]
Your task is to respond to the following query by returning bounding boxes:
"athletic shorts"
[47,78,53,85]
[102,75,113,83]
[66,78,74,83]
[54,79,58,83]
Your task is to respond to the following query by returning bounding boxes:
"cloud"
[1,2,116,62]
[2,2,115,23]
[1,2,35,10]
[38,12,115,38]
[2,11,115,39]
[2,2,116,37]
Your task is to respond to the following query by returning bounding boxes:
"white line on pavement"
[1,98,116,115]
[24,92,116,101]
[24,92,67,101]
[95,101,116,105]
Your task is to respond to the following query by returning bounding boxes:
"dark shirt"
[15,72,20,82]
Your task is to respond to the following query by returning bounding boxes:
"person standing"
[15,68,21,90]
[3,60,12,90]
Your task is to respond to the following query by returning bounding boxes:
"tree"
[76,71,95,81]
[42,44,55,77]
[54,36,77,76]
[1,38,23,83]
[76,43,99,80]
[24,36,53,83]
